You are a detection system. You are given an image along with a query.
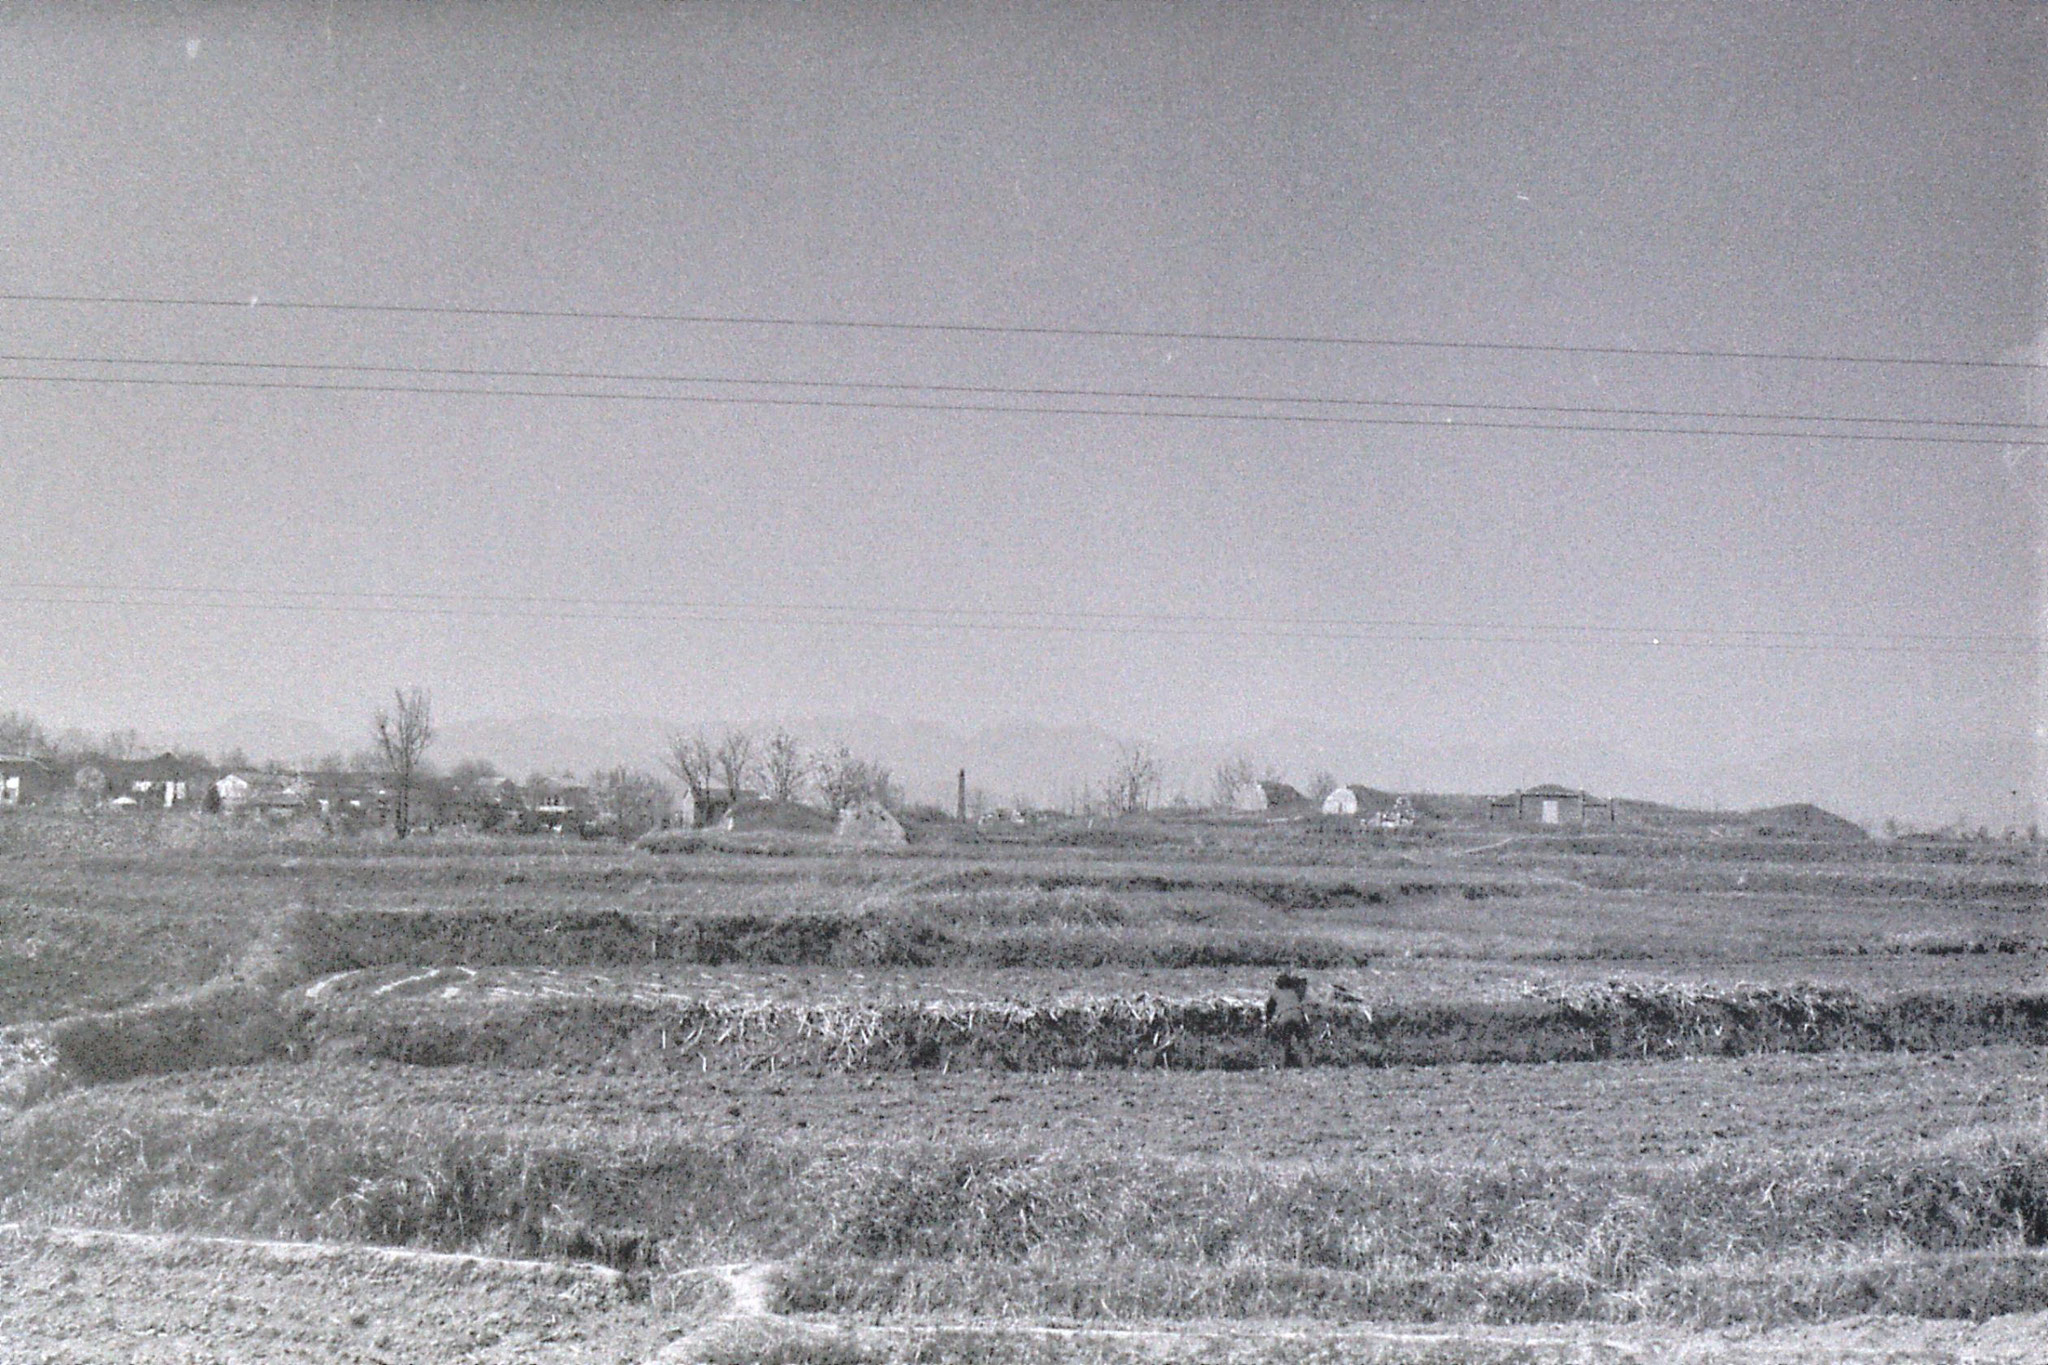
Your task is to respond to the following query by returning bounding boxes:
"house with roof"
[0,754,57,808]
[247,774,316,821]
[1488,783,1615,825]
[209,773,255,812]
[102,753,210,810]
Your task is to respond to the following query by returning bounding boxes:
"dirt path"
[7,1224,2048,1363]
[644,1251,2048,1364]
[1449,835,1524,857]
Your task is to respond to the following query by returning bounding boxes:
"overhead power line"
[1,370,2039,445]
[6,580,2030,643]
[0,288,2037,372]
[1,582,2034,656]
[1,349,2037,434]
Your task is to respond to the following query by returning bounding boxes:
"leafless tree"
[596,766,671,839]
[0,709,47,755]
[662,729,716,809]
[448,757,500,788]
[373,686,436,838]
[1212,755,1257,808]
[814,743,892,812]
[762,727,806,804]
[1107,741,1162,815]
[714,728,756,799]
[1306,770,1339,804]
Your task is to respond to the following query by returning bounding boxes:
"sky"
[1,3,2042,824]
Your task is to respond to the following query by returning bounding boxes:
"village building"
[209,773,255,811]
[1488,784,1616,825]
[246,775,315,821]
[0,754,57,807]
[526,779,595,831]
[102,753,209,810]
[677,786,756,828]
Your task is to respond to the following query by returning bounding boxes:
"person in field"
[1264,970,1310,1068]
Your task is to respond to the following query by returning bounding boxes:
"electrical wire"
[2,585,2033,656]
[1,370,2039,445]
[0,348,2036,434]
[1,288,2037,371]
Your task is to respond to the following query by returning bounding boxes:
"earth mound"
[721,799,833,834]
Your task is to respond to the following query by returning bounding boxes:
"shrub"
[49,984,311,1084]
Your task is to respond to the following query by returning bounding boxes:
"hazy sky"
[1,4,2041,813]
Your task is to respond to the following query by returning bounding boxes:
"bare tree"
[596,766,671,839]
[0,709,47,755]
[1107,741,1162,815]
[1212,755,1257,808]
[372,686,436,839]
[662,729,716,810]
[762,727,806,804]
[814,743,892,812]
[1306,770,1339,805]
[448,757,500,789]
[714,728,757,799]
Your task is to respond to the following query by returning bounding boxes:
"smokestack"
[957,768,967,822]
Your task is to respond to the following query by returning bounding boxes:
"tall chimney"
[957,768,967,822]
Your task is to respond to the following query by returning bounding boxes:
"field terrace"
[2,809,2045,1358]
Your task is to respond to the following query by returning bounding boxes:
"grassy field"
[1,809,2043,1359]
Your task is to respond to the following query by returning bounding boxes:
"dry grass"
[299,977,2048,1075]
[7,814,2046,1335]
[9,1083,2048,1326]
[47,983,313,1084]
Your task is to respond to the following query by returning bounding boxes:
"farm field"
[1,811,2044,1361]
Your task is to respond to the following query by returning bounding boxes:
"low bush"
[48,984,312,1085]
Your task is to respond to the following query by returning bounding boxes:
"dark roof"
[1520,783,1586,797]
[102,754,211,785]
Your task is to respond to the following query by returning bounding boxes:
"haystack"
[834,799,907,846]
[1321,784,1397,816]
[1232,780,1308,813]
